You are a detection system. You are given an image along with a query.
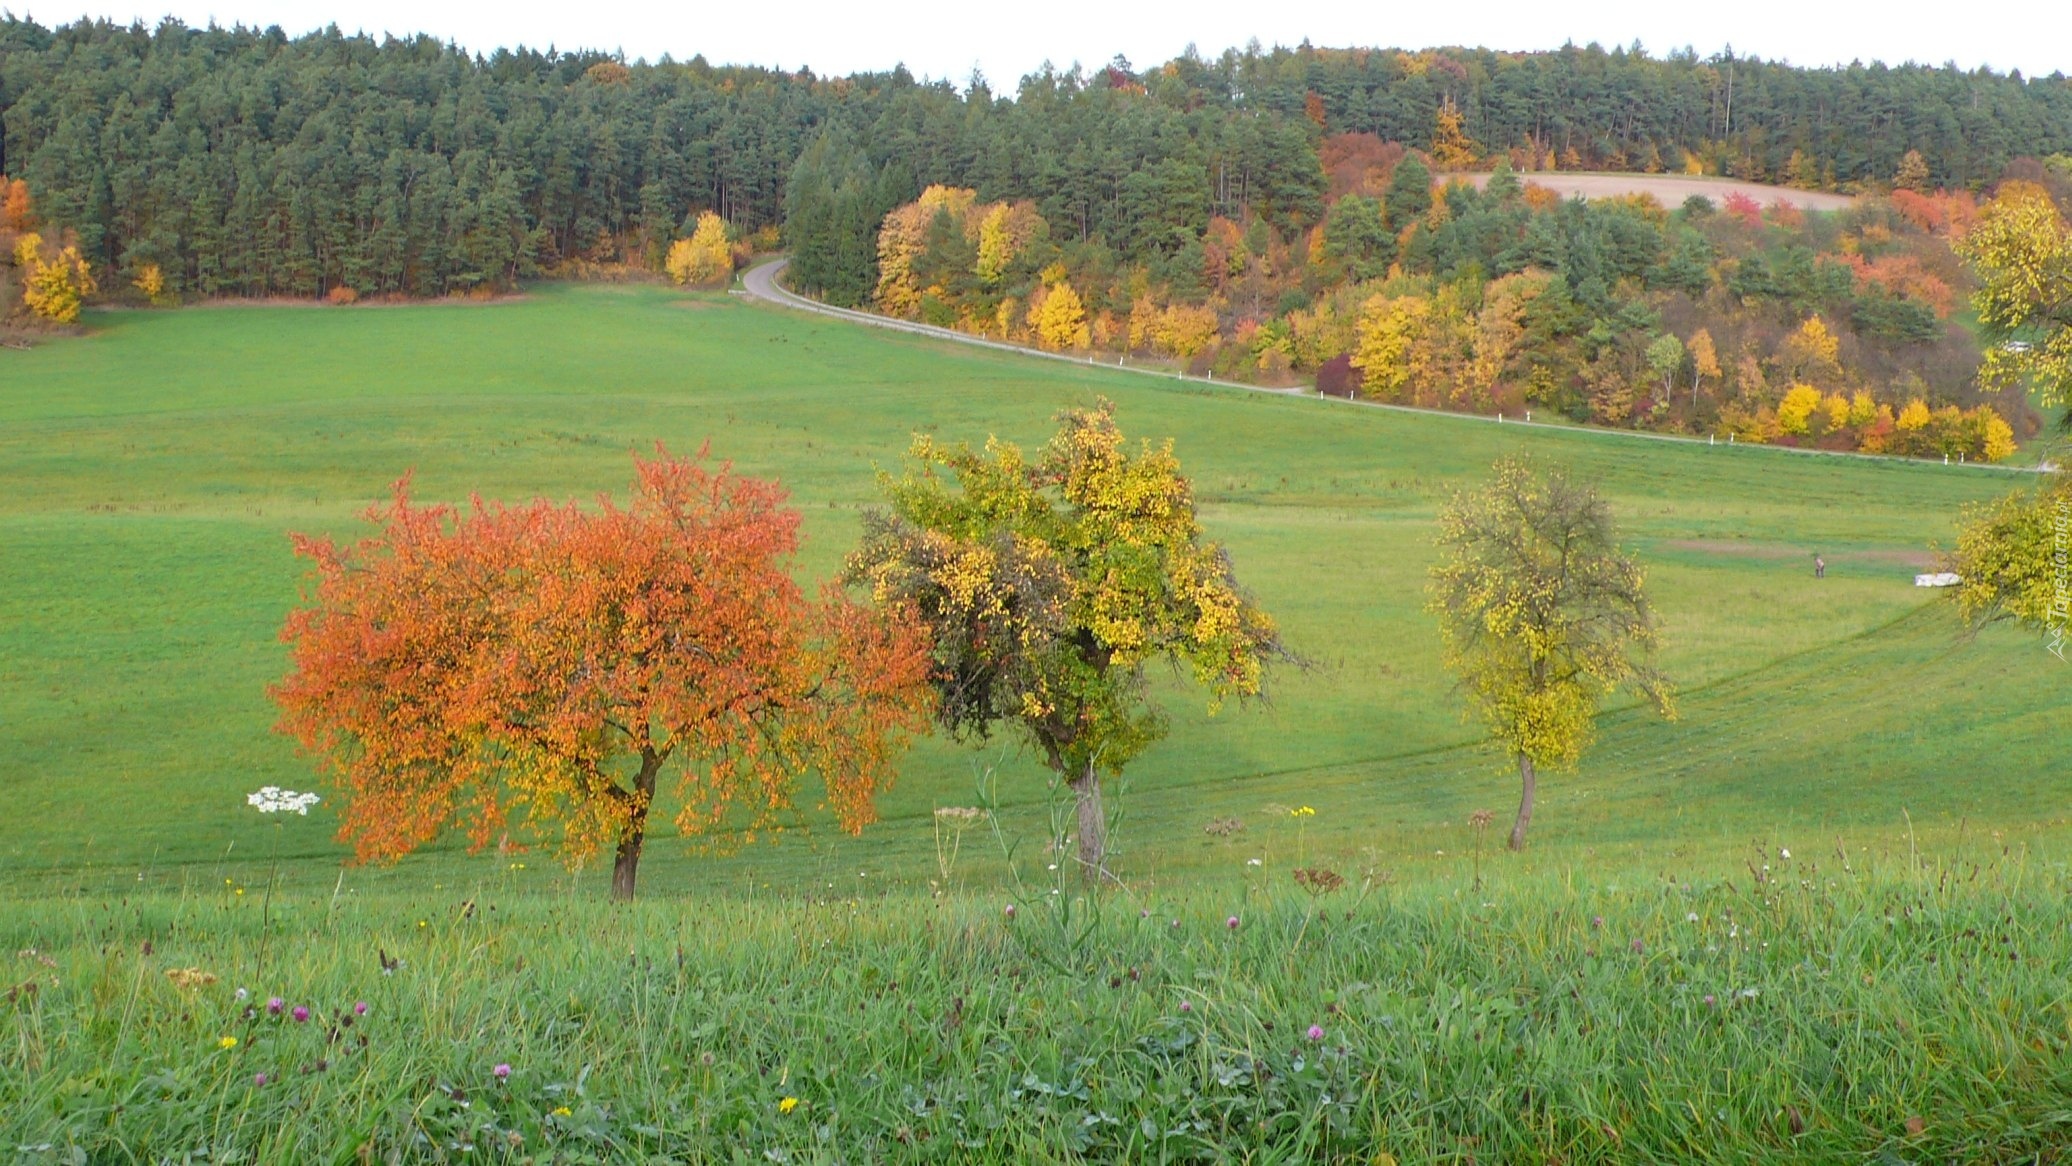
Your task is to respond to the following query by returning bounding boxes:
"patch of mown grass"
[2,835,2067,1162]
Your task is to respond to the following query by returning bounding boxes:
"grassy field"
[4,847,2070,1161]
[0,282,2059,896]
[1,281,2068,1161]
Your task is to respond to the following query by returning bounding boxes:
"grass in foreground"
[3,836,2068,1163]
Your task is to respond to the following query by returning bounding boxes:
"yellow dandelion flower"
[778,1096,800,1114]
[552,1106,572,1117]
[218,1035,237,1049]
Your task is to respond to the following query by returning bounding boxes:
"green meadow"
[0,282,2066,1160]
[0,282,2055,893]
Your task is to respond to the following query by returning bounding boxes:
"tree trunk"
[1509,754,1537,851]
[1068,763,1106,882]
[609,748,665,902]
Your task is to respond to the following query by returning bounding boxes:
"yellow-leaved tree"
[1688,328,1721,406]
[1943,469,2070,652]
[1030,279,1090,351]
[665,212,733,286]
[975,202,1041,286]
[13,233,97,324]
[847,401,1288,879]
[875,186,978,317]
[1429,97,1481,170]
[1428,457,1675,850]
[1350,294,1431,401]
[132,263,166,304]
[1775,384,1824,435]
[1958,181,2072,417]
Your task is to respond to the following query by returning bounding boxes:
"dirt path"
[1456,172,1856,212]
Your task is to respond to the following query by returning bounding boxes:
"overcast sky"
[15,0,2072,84]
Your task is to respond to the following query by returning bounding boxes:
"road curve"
[738,258,1293,388]
[732,258,2038,475]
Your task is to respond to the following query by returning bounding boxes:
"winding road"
[733,259,2037,475]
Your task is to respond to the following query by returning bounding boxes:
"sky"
[14,0,2072,84]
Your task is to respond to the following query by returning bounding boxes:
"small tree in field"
[666,212,734,286]
[1428,457,1674,850]
[273,450,933,899]
[847,401,1286,879]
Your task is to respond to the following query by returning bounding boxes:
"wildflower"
[1590,916,1603,930]
[493,1063,512,1081]
[266,997,284,1015]
[1738,987,1759,999]
[1686,912,1700,923]
[354,1001,369,1016]
[779,1096,800,1114]
[253,1072,268,1086]
[1003,904,1016,920]
[292,1006,310,1023]
[1289,806,1316,818]
[218,1035,238,1050]
[1178,1000,1193,1013]
[1226,915,1240,930]
[552,1106,572,1117]
[1306,1024,1325,1042]
[1140,909,1150,919]
[1702,994,1717,1006]
[235,987,249,1002]
[1246,858,1262,867]
[1047,863,1059,871]
[246,786,321,815]
[1630,938,1645,953]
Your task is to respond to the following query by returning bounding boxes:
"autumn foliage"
[273,449,934,898]
[665,212,734,286]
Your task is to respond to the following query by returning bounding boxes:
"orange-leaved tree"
[273,449,934,899]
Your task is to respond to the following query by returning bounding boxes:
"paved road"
[733,259,2037,476]
[738,258,1295,389]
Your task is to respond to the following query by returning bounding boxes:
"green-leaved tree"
[1428,457,1675,850]
[847,401,1287,879]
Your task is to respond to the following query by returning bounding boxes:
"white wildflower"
[246,786,321,815]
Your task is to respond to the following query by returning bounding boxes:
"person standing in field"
[1814,553,1826,579]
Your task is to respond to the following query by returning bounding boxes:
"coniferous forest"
[6,16,2072,454]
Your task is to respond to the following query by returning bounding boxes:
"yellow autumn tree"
[875,186,978,317]
[1775,315,1843,387]
[1846,391,1879,428]
[132,263,165,304]
[14,233,97,324]
[1350,294,1432,401]
[975,202,1041,286]
[1429,97,1481,170]
[1959,181,2072,409]
[1981,409,2016,461]
[1687,328,1721,405]
[665,212,733,286]
[1776,384,1824,435]
[1030,280,1089,350]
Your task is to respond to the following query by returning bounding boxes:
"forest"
[5,16,2072,453]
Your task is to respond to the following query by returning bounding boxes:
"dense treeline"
[5,15,2072,302]
[861,164,2052,459]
